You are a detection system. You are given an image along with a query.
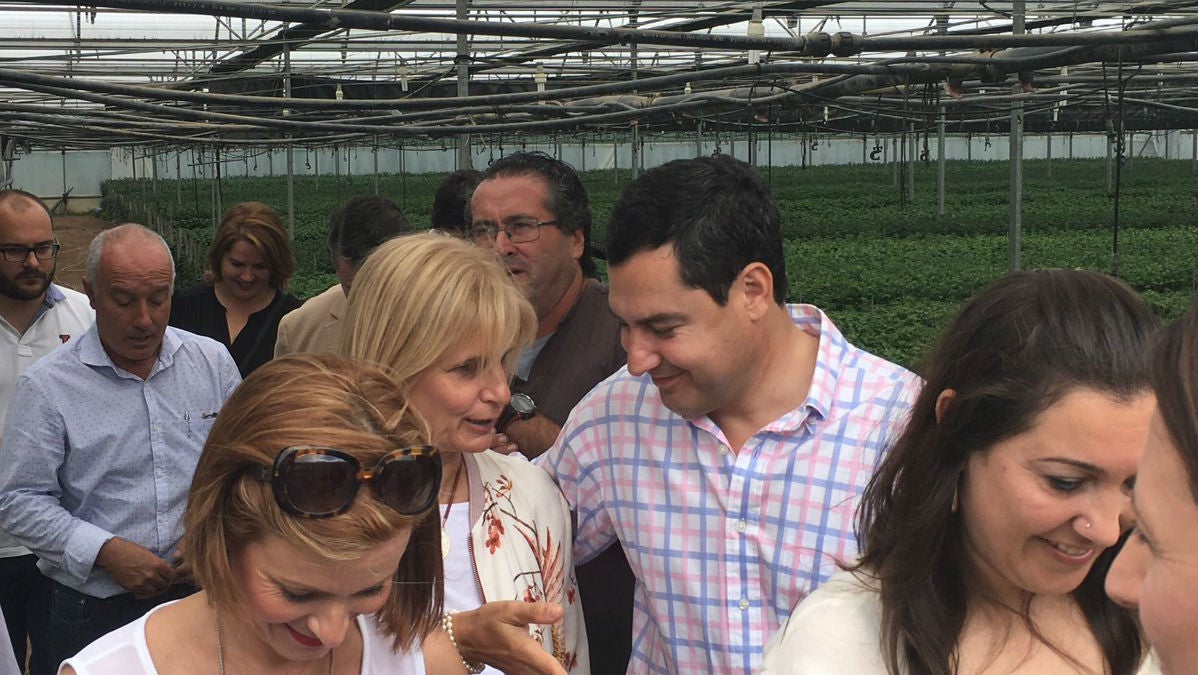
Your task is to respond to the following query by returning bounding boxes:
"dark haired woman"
[762,269,1158,675]
[1106,301,1198,675]
[170,201,301,377]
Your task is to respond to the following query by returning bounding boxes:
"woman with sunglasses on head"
[340,232,587,675]
[60,353,465,675]
[1105,301,1198,675]
[761,269,1159,675]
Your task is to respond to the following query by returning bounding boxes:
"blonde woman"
[61,353,464,675]
[341,233,587,675]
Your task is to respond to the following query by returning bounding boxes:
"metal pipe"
[284,36,294,240]
[455,0,472,170]
[937,106,946,217]
[1008,0,1025,272]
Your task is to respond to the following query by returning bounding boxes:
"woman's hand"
[453,601,569,675]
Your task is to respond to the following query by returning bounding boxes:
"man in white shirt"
[0,189,94,675]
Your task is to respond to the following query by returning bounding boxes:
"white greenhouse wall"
[7,150,111,198]
[6,130,1198,203]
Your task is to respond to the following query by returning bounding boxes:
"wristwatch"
[496,393,537,432]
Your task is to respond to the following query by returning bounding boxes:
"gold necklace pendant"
[440,461,465,560]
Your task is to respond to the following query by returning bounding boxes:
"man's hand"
[499,415,563,459]
[95,537,176,597]
[454,601,568,675]
[170,546,194,587]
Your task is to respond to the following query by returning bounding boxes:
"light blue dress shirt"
[0,325,241,598]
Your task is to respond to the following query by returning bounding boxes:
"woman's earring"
[951,485,959,514]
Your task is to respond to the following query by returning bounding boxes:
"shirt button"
[719,445,730,456]
[738,598,750,611]
[736,520,747,533]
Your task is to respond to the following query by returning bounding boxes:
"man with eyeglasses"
[465,152,632,675]
[0,224,241,669]
[0,189,92,675]
[467,152,625,459]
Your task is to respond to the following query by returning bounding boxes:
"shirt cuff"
[63,522,115,583]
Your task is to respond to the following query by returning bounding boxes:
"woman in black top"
[170,202,301,376]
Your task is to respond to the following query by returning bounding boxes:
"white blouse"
[60,601,425,675]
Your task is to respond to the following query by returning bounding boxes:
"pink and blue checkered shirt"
[540,305,919,675]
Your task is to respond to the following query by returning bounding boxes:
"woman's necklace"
[216,617,334,675]
[441,460,466,559]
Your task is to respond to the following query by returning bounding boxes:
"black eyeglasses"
[249,446,442,519]
[0,241,60,262]
[469,218,558,245]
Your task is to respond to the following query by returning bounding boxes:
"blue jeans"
[47,582,195,672]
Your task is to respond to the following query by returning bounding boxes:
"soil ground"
[50,215,108,291]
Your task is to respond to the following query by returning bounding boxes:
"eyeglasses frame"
[0,240,61,263]
[469,218,559,245]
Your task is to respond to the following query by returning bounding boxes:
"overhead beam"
[208,0,419,76]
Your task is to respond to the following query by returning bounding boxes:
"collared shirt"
[0,325,241,598]
[539,305,919,675]
[0,284,94,436]
[0,283,94,558]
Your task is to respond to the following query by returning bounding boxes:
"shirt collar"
[79,324,182,377]
[44,284,66,306]
[30,284,67,323]
[780,304,850,427]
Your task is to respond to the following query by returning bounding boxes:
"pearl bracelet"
[442,610,487,674]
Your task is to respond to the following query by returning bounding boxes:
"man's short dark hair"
[606,155,788,306]
[474,152,596,278]
[327,195,411,267]
[431,169,483,234]
[0,189,52,220]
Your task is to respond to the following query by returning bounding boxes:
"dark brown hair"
[1150,300,1198,503]
[853,269,1155,675]
[205,201,296,289]
[183,353,443,650]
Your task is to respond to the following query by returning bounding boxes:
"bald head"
[85,223,175,290]
[83,223,176,379]
[0,189,51,221]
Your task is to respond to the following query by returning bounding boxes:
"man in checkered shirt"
[539,155,919,675]
[449,156,919,675]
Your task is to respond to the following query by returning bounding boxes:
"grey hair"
[86,223,176,289]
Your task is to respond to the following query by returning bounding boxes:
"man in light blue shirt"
[0,224,241,668]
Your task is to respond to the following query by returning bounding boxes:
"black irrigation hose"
[9,0,1198,53]
[0,62,937,112]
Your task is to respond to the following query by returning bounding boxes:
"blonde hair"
[182,353,442,650]
[339,232,536,386]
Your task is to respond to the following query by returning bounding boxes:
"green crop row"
[103,158,1197,248]
[789,226,1198,310]
[99,158,1197,369]
[835,288,1196,369]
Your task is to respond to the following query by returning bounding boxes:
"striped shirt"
[540,304,919,675]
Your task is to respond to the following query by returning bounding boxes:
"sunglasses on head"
[249,446,442,519]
